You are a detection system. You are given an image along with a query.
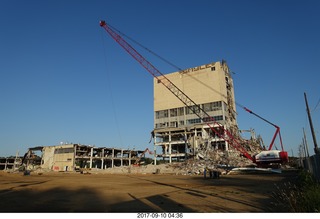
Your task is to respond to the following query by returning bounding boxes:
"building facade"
[153,60,238,163]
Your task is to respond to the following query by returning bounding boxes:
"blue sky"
[0,0,319,157]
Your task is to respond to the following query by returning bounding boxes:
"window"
[213,115,223,121]
[186,105,200,115]
[203,117,214,122]
[203,115,223,123]
[213,101,222,111]
[178,107,184,116]
[155,110,168,119]
[187,118,201,125]
[203,103,212,112]
[170,108,177,117]
[170,122,178,127]
[203,101,222,112]
[54,148,74,154]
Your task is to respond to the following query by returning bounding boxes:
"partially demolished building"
[0,156,22,171]
[22,144,146,172]
[153,60,263,165]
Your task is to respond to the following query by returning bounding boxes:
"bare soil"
[0,169,298,213]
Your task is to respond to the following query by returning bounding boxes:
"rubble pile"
[167,136,265,175]
[169,151,253,176]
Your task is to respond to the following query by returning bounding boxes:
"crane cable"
[107,23,250,112]
[100,29,124,147]
[107,23,183,71]
[313,97,320,112]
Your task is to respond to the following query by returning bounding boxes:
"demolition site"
[2,21,314,213]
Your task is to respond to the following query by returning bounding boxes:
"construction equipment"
[243,107,288,165]
[100,20,288,167]
[239,128,256,140]
[133,148,153,166]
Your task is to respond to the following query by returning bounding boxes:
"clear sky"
[1,0,319,158]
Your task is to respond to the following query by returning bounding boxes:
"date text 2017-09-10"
[137,213,183,218]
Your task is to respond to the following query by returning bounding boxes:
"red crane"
[99,20,288,166]
[243,107,288,165]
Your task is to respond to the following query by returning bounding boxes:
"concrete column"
[89,147,93,168]
[194,128,198,153]
[101,148,104,170]
[121,149,123,166]
[169,144,172,163]
[224,125,229,151]
[184,131,188,159]
[129,151,131,166]
[153,144,157,165]
[221,103,228,151]
[112,148,114,168]
[73,145,77,171]
[168,131,172,163]
[26,151,31,169]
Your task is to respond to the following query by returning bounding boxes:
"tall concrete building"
[153,60,238,163]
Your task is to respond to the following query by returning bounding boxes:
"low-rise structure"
[0,156,22,171]
[22,144,146,172]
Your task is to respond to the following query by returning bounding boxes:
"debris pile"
[86,137,265,176]
[167,136,265,175]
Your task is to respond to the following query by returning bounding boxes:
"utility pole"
[304,92,319,155]
[303,128,310,157]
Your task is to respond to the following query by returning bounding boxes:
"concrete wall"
[41,146,55,170]
[154,61,229,111]
[42,144,75,171]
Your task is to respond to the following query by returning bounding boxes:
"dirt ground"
[0,169,298,213]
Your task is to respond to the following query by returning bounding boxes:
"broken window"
[54,148,74,154]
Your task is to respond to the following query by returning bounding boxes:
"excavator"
[99,20,288,168]
[133,148,153,166]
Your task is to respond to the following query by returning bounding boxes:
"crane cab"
[254,150,289,166]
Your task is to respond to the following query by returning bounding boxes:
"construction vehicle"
[99,20,288,167]
[243,107,288,166]
[133,148,153,166]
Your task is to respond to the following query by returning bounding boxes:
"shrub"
[271,170,320,212]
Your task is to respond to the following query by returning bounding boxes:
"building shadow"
[0,170,299,213]
[0,185,193,212]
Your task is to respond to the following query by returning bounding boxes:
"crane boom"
[100,20,255,161]
[244,107,284,151]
